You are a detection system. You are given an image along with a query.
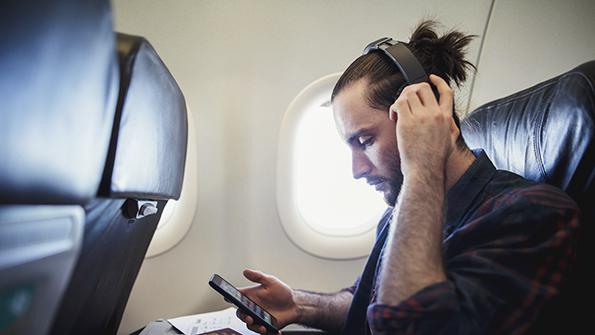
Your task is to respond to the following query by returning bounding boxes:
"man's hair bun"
[408,20,476,87]
[331,19,477,112]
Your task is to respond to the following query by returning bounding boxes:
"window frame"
[276,73,379,260]
[145,110,198,258]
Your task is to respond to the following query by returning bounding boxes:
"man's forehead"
[333,103,385,142]
[332,82,369,128]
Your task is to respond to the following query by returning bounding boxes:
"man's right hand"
[235,269,299,334]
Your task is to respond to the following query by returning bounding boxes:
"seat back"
[462,60,595,333]
[50,33,188,335]
[0,0,118,333]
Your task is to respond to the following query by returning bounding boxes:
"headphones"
[365,38,461,128]
[363,37,428,84]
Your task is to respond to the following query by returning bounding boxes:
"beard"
[383,145,404,206]
[383,170,403,206]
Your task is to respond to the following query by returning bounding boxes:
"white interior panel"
[112,1,492,333]
[468,0,595,112]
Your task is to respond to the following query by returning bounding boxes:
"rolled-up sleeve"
[367,185,580,335]
[368,281,457,333]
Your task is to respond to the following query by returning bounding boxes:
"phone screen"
[209,274,277,331]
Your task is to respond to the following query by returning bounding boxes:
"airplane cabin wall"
[468,0,595,111]
[112,0,594,333]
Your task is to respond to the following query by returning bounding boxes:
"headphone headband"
[363,37,428,84]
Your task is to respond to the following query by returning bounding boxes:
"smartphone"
[208,274,279,333]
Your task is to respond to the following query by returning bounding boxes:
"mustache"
[366,176,387,185]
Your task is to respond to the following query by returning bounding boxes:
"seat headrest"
[0,0,118,205]
[462,61,595,218]
[99,33,188,200]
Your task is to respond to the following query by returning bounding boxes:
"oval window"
[145,111,198,258]
[277,73,386,259]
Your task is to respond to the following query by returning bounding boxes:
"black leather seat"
[50,33,188,335]
[462,60,595,333]
[1,1,187,334]
[0,0,118,333]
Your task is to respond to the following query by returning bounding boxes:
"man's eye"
[358,136,373,147]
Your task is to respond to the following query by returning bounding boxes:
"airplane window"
[293,97,386,236]
[156,198,177,230]
[277,74,386,259]
[145,111,198,258]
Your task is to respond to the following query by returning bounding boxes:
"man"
[236,21,579,334]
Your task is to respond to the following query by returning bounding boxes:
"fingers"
[401,82,437,108]
[403,88,423,113]
[236,309,249,323]
[236,311,258,331]
[243,269,269,285]
[247,321,267,334]
[429,74,453,114]
[416,82,439,109]
[391,78,452,122]
[390,81,439,120]
[236,310,269,334]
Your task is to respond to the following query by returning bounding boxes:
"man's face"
[332,79,403,206]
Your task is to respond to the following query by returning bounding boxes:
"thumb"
[243,269,269,285]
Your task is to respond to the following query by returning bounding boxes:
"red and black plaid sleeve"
[367,183,580,335]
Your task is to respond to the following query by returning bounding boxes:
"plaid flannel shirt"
[342,150,580,335]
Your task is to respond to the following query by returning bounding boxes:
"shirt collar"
[445,149,497,230]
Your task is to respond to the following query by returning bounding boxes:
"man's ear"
[389,108,397,122]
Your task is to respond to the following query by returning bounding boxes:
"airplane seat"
[49,33,188,335]
[461,60,595,334]
[0,0,118,334]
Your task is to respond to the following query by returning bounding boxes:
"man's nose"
[352,150,371,180]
